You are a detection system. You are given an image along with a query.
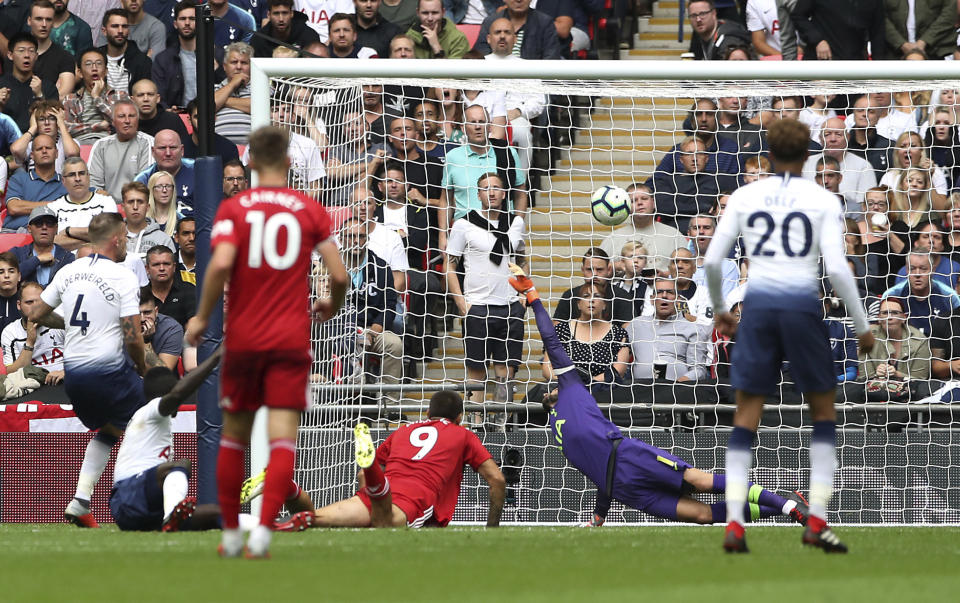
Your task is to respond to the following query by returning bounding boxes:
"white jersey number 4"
[409,425,438,460]
[245,211,301,270]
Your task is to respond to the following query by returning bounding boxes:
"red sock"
[363,463,388,498]
[260,439,296,527]
[285,479,301,502]
[808,515,827,532]
[217,435,247,530]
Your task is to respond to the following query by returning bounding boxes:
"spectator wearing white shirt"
[801,117,877,214]
[352,185,408,297]
[2,281,64,383]
[746,0,783,56]
[460,89,507,141]
[50,157,119,252]
[242,103,327,196]
[868,91,919,142]
[444,171,526,408]
[483,17,545,174]
[798,94,836,144]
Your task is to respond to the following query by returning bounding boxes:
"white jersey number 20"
[409,426,438,460]
[245,211,301,270]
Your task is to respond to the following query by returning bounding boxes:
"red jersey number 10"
[245,210,302,270]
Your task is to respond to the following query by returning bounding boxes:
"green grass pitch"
[3,524,959,602]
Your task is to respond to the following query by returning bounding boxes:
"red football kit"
[358,419,492,526]
[211,186,332,413]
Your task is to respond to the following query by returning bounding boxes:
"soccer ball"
[590,185,630,226]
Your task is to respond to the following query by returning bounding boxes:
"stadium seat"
[457,24,481,48]
[0,233,32,252]
[79,145,92,163]
[180,113,193,135]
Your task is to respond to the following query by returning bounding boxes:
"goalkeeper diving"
[508,265,808,526]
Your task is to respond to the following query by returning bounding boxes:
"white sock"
[221,528,244,555]
[724,448,752,525]
[238,513,259,531]
[162,471,189,520]
[75,438,113,501]
[247,524,272,556]
[782,500,797,514]
[809,440,837,520]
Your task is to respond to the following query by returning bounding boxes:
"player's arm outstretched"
[507,264,578,376]
[158,345,224,416]
[477,458,506,527]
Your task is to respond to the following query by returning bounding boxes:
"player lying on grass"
[246,392,506,529]
[109,346,314,531]
[508,264,808,527]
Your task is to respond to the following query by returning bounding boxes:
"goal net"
[253,59,960,525]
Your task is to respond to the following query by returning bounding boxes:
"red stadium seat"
[457,24,481,48]
[0,233,32,252]
[79,144,92,163]
[180,113,193,135]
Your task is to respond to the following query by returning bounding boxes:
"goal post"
[248,58,960,525]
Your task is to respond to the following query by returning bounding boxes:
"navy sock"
[710,502,726,523]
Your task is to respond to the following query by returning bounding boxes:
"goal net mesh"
[263,72,960,525]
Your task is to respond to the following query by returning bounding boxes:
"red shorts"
[220,348,312,413]
[356,477,437,528]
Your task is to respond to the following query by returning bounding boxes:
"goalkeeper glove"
[580,513,605,527]
[507,263,539,304]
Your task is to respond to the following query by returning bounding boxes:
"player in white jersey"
[703,119,875,554]
[28,212,147,528]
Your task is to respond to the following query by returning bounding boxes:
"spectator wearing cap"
[10,206,74,287]
[3,133,67,231]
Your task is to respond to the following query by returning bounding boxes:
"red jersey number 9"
[409,425,438,460]
[245,210,301,269]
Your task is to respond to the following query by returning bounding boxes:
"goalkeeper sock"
[217,435,247,530]
[162,469,189,520]
[363,462,389,499]
[724,426,755,526]
[747,483,791,513]
[711,475,794,514]
[75,437,113,502]
[260,438,296,527]
[809,420,837,522]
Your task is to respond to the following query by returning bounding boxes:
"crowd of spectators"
[3,0,960,420]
